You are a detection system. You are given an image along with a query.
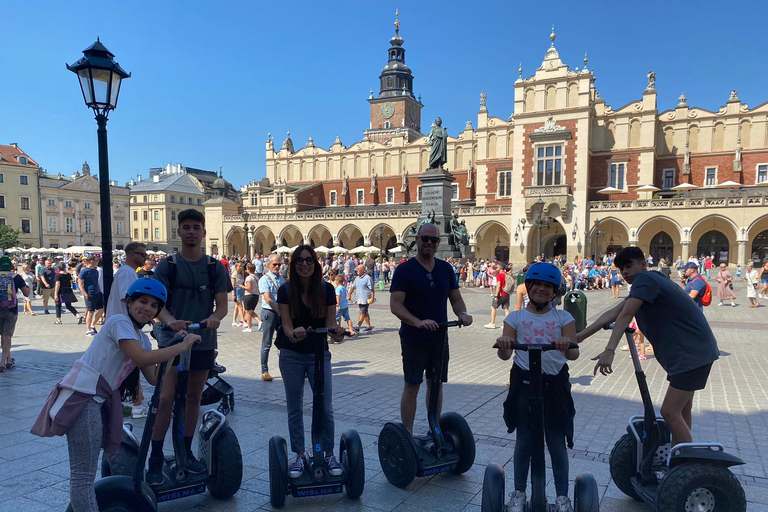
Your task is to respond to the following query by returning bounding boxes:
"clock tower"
[366,11,423,144]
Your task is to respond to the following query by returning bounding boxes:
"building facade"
[39,162,130,249]
[208,22,768,267]
[0,143,42,247]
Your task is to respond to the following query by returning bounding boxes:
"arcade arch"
[689,216,737,265]
[308,225,333,248]
[278,224,303,248]
[336,224,364,249]
[475,220,510,262]
[747,214,768,264]
[368,224,397,253]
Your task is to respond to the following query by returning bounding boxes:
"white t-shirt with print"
[78,314,152,390]
[503,308,575,375]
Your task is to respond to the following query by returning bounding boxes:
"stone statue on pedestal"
[427,117,448,170]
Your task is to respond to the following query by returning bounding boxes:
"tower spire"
[394,9,400,36]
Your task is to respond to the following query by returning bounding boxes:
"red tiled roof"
[0,144,39,168]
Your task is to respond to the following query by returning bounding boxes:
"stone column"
[737,241,747,266]
[681,242,690,261]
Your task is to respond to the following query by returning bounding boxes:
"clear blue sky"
[2,1,766,189]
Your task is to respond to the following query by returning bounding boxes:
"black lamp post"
[592,218,606,260]
[532,197,551,260]
[242,210,253,258]
[375,226,385,256]
[67,39,130,305]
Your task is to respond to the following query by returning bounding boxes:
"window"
[21,219,31,233]
[143,195,147,202]
[19,156,27,165]
[171,211,176,220]
[0,196,4,208]
[249,193,258,207]
[144,229,149,239]
[65,200,73,208]
[535,144,563,186]
[116,220,124,235]
[153,194,159,201]
[451,183,459,200]
[498,171,512,197]
[329,191,337,206]
[385,187,395,204]
[757,164,768,184]
[385,121,390,129]
[84,201,91,209]
[132,196,137,203]
[188,197,193,204]
[609,162,626,190]
[65,218,74,232]
[154,228,160,239]
[134,229,139,239]
[417,186,423,201]
[197,198,202,205]
[0,174,3,183]
[0,218,5,226]
[170,195,176,203]
[20,197,30,210]
[705,167,717,187]
[143,211,148,221]
[133,211,138,221]
[154,211,160,221]
[276,192,284,206]
[48,199,55,206]
[356,189,365,205]
[48,216,58,232]
[171,228,177,239]
[663,169,675,189]
[19,175,28,185]
[85,219,93,234]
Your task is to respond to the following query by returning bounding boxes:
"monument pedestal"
[417,168,464,259]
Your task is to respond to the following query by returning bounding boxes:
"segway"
[98,323,243,508]
[605,324,746,511]
[378,320,475,488]
[268,327,364,507]
[200,353,235,415]
[482,340,599,512]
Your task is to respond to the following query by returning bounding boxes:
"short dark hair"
[124,242,146,254]
[178,209,205,227]
[614,247,645,269]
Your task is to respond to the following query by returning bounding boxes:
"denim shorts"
[336,307,351,322]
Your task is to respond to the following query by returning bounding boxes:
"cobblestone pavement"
[1,276,767,511]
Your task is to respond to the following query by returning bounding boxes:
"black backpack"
[163,254,221,313]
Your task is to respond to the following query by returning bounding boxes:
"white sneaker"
[242,328,253,333]
[718,302,724,306]
[555,495,574,512]
[484,323,498,329]
[506,490,526,512]
[289,456,307,479]
[325,455,343,477]
[257,323,263,331]
[131,404,149,419]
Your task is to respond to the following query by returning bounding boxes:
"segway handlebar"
[602,323,635,334]
[492,341,578,351]
[438,320,464,328]
[305,327,353,336]
[164,322,206,346]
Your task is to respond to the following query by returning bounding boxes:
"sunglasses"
[132,252,148,258]
[295,257,315,266]
[420,235,440,244]
[426,272,435,289]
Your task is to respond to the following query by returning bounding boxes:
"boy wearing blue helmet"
[32,278,200,511]
[495,262,580,512]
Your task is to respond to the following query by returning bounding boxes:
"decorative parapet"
[524,184,572,220]
[588,195,767,211]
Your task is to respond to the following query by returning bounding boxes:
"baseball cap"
[683,262,698,271]
[0,256,12,272]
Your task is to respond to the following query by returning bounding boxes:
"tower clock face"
[409,104,418,120]
[381,102,395,119]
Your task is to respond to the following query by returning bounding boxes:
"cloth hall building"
[205,24,768,268]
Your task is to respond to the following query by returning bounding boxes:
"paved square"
[1,277,767,511]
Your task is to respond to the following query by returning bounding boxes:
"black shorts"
[85,293,104,311]
[243,294,259,311]
[358,303,369,314]
[401,339,449,385]
[667,363,713,392]
[172,349,216,372]
[492,295,510,309]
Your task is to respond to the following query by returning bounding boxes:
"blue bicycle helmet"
[524,262,561,289]
[126,278,167,310]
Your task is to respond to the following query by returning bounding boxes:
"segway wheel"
[340,429,365,499]
[609,434,641,501]
[573,471,600,512]
[657,462,746,512]
[100,447,138,478]
[269,435,289,508]
[206,425,243,499]
[481,463,505,512]
[440,412,476,474]
[67,476,158,512]
[378,423,417,488]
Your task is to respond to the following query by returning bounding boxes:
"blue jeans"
[260,309,279,374]
[279,348,335,455]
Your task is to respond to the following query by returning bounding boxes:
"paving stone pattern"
[1,277,767,511]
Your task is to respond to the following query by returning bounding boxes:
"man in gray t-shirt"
[348,264,374,332]
[578,247,718,446]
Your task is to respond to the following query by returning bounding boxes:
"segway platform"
[288,459,346,498]
[149,465,208,503]
[412,433,460,476]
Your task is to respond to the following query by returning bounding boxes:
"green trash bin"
[378,279,385,291]
[516,270,526,286]
[563,290,588,333]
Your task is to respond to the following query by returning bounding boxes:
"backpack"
[502,272,515,295]
[164,254,220,313]
[692,275,712,307]
[0,272,18,309]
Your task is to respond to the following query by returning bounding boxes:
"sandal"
[5,358,15,369]
[77,316,85,325]
[53,319,63,325]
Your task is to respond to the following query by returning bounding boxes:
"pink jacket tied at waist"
[30,361,123,453]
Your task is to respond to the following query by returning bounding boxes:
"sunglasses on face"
[295,257,315,266]
[132,252,147,258]
[420,235,440,244]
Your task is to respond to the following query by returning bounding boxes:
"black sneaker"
[186,450,206,474]
[146,455,164,485]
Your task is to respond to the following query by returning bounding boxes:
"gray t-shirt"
[629,270,719,376]
[153,254,231,351]
[353,274,374,304]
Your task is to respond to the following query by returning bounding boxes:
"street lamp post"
[592,218,606,260]
[376,226,385,256]
[67,39,130,305]
[532,197,551,260]
[242,210,251,258]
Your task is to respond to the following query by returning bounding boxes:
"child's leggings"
[513,384,570,497]
[66,400,102,512]
[56,301,78,319]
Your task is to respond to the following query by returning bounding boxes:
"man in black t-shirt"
[136,258,155,278]
[390,222,473,434]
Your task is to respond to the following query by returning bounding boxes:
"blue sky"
[2,1,766,189]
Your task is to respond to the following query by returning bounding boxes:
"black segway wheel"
[340,429,365,499]
[378,423,417,488]
[609,434,641,501]
[269,435,289,507]
[206,425,243,499]
[440,412,476,474]
[481,463,505,512]
[573,471,600,512]
[100,446,138,478]
[67,476,158,512]
[657,462,746,512]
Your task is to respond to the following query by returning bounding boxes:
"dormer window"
[18,156,27,165]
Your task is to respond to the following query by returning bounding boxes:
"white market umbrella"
[597,186,623,195]
[274,246,293,254]
[65,245,103,253]
[671,183,698,191]
[388,246,404,254]
[146,250,156,255]
[349,246,377,254]
[154,250,167,256]
[329,246,348,254]
[635,184,661,192]
[314,245,331,254]
[716,180,742,189]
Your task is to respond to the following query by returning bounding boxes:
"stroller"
[201,351,235,415]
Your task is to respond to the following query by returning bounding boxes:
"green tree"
[0,225,21,251]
